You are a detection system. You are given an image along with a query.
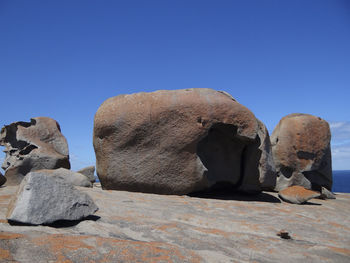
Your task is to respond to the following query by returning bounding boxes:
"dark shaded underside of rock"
[0,117,71,185]
[93,88,276,195]
[6,172,98,225]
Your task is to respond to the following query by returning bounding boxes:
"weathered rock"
[257,119,277,191]
[6,172,98,225]
[271,113,332,192]
[278,185,320,204]
[320,186,336,199]
[77,166,96,183]
[34,168,92,187]
[0,186,349,262]
[0,117,70,185]
[93,88,274,195]
[0,172,6,186]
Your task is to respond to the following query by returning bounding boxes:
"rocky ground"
[0,185,349,263]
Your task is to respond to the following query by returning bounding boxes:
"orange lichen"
[327,246,350,256]
[280,186,319,199]
[0,232,24,240]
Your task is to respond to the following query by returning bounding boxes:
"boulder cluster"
[93,88,334,203]
[0,117,98,225]
[0,88,335,225]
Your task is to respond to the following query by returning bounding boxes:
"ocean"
[333,170,350,193]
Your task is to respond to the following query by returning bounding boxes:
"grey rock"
[6,171,98,225]
[93,88,275,195]
[271,113,332,192]
[37,168,92,187]
[257,119,277,191]
[77,166,95,183]
[0,117,70,185]
[319,186,336,199]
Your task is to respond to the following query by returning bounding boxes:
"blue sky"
[0,0,349,170]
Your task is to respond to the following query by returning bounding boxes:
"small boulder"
[36,168,92,187]
[77,166,96,183]
[0,117,70,185]
[271,114,332,192]
[319,187,336,200]
[7,171,98,225]
[278,185,320,204]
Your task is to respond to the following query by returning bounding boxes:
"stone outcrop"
[0,186,349,262]
[77,165,96,183]
[33,168,92,188]
[6,172,98,225]
[93,88,275,195]
[271,113,332,192]
[0,117,70,185]
[278,185,320,204]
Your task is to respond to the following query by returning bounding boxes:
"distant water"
[333,170,350,193]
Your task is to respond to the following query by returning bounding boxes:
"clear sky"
[0,0,349,171]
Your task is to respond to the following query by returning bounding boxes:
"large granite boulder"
[7,171,98,225]
[0,117,70,185]
[93,88,275,195]
[271,113,332,192]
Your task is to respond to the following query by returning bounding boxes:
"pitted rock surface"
[0,186,349,262]
[271,113,332,192]
[93,88,275,195]
[0,117,70,185]
[6,172,97,225]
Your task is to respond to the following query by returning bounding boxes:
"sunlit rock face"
[0,117,70,185]
[93,88,276,195]
[271,113,332,192]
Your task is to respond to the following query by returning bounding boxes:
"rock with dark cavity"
[77,166,96,183]
[271,113,332,192]
[7,171,98,225]
[0,117,70,185]
[93,88,274,195]
[0,172,6,186]
[278,185,320,204]
[36,168,92,187]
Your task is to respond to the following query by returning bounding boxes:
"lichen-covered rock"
[0,117,70,185]
[278,185,320,204]
[93,88,275,195]
[34,168,92,187]
[77,166,96,183]
[271,113,332,192]
[6,171,98,225]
